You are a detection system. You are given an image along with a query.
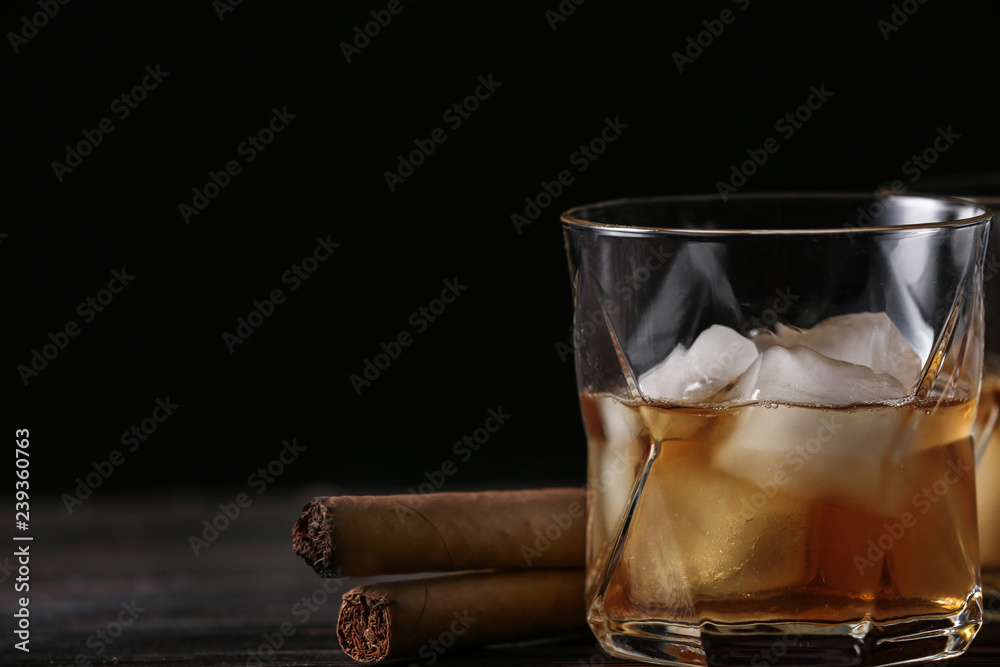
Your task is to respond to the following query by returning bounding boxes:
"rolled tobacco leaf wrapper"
[337,568,586,663]
[292,488,586,577]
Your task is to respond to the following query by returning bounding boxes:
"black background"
[6,1,1000,498]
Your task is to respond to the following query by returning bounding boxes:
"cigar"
[292,488,586,577]
[337,569,586,663]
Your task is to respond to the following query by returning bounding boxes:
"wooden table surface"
[2,489,998,666]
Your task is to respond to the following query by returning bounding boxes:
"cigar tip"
[337,591,390,663]
[292,498,335,577]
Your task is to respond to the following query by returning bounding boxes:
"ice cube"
[725,345,909,405]
[711,403,914,515]
[814,503,885,603]
[708,312,946,514]
[879,442,978,605]
[755,312,923,391]
[639,324,758,403]
[594,396,648,538]
[614,446,818,606]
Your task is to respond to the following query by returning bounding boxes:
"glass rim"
[560,192,994,236]
[878,174,1000,206]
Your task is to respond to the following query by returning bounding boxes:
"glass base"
[590,593,982,666]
